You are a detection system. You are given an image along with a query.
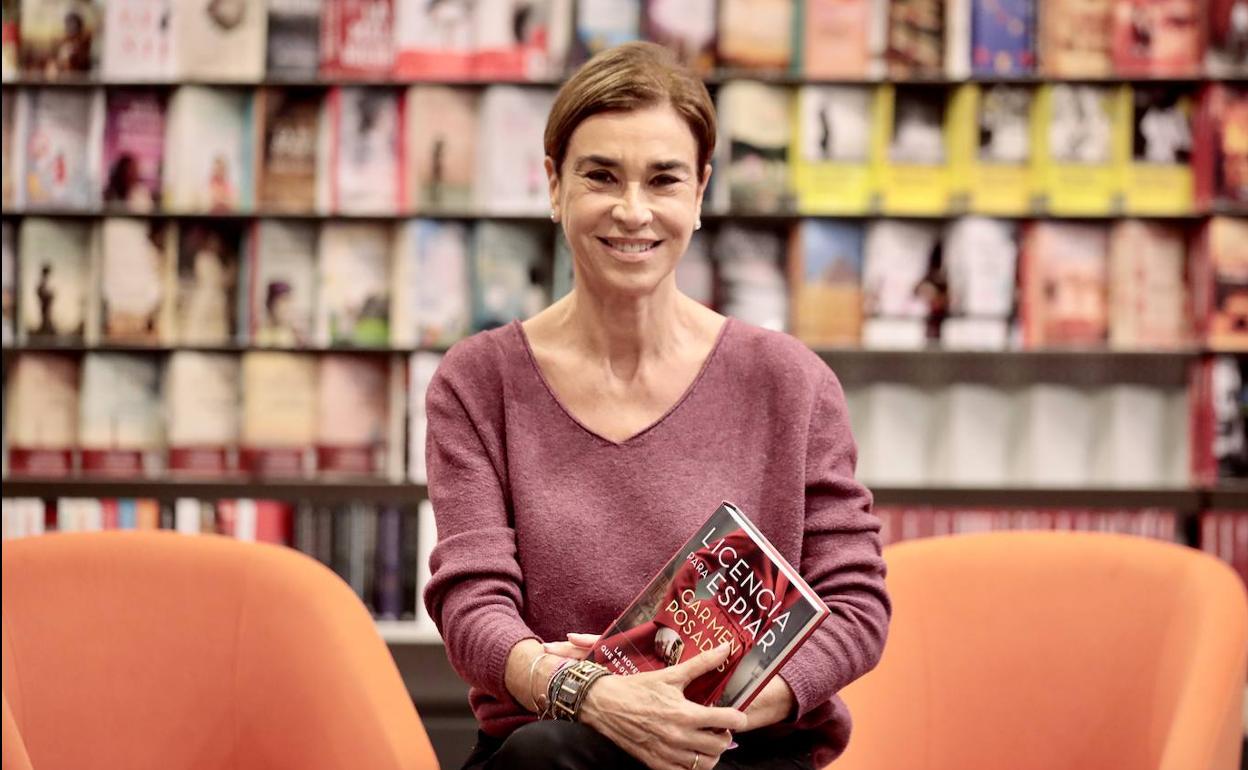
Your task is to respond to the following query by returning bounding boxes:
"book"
[799,0,882,79]
[1194,216,1248,351]
[20,0,99,78]
[1119,84,1193,215]
[573,0,640,63]
[4,352,79,476]
[928,383,1012,486]
[792,85,878,215]
[941,216,1017,350]
[256,87,321,212]
[2,88,15,206]
[101,88,165,212]
[320,0,395,78]
[948,84,1033,215]
[1008,382,1096,485]
[969,0,1035,75]
[1107,219,1189,350]
[173,222,242,346]
[1207,0,1248,76]
[1090,383,1170,486]
[248,220,317,348]
[162,86,254,213]
[1020,221,1109,348]
[19,216,91,344]
[587,501,829,710]
[1032,83,1125,216]
[861,219,943,348]
[404,86,478,211]
[643,0,715,74]
[99,217,170,344]
[393,219,472,347]
[1109,0,1201,77]
[240,350,317,477]
[21,87,102,209]
[100,0,171,81]
[715,224,788,332]
[716,80,794,214]
[267,0,321,79]
[886,0,943,77]
[393,0,475,79]
[165,351,240,475]
[1,0,17,80]
[316,353,389,476]
[78,352,163,476]
[1039,0,1112,77]
[1194,84,1248,209]
[2,221,13,344]
[408,351,441,484]
[325,86,403,215]
[472,0,571,79]
[471,220,548,330]
[317,221,392,347]
[475,86,553,214]
[169,0,266,81]
[878,84,954,215]
[717,0,793,71]
[788,219,863,347]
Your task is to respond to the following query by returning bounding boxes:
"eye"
[585,169,616,184]
[651,174,681,187]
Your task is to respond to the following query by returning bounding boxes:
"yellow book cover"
[1119,85,1194,215]
[949,84,1035,216]
[1032,83,1126,216]
[791,85,878,215]
[875,83,954,216]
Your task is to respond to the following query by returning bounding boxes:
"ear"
[545,156,561,222]
[695,163,713,217]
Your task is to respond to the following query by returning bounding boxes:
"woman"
[424,42,890,770]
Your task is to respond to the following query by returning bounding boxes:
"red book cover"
[587,502,830,710]
[321,0,396,78]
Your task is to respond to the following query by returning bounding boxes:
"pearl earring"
[694,218,702,231]
[551,212,558,222]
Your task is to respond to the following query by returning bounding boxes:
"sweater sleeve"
[777,367,891,723]
[420,362,540,704]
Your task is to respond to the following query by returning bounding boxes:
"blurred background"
[1,0,1247,765]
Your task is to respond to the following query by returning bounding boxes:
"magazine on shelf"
[716,0,792,71]
[587,501,829,710]
[101,89,166,212]
[101,0,171,81]
[20,0,101,78]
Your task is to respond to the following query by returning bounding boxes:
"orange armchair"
[833,532,1248,770]
[1,531,439,770]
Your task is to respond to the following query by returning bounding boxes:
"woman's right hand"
[578,643,748,770]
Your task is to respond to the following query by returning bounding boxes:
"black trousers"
[460,722,816,770]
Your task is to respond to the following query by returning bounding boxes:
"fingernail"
[542,641,559,651]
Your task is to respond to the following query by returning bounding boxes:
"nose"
[612,184,653,229]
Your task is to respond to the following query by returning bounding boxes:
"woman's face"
[548,104,710,298]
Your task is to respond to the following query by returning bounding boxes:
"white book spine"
[175,497,201,534]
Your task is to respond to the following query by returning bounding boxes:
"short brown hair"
[544,41,716,181]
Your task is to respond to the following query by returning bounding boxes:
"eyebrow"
[572,155,693,175]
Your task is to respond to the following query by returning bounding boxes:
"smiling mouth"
[597,237,662,254]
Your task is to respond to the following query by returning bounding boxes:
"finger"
[567,632,601,647]
[668,642,733,683]
[541,641,591,659]
[682,703,749,733]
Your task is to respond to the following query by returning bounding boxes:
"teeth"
[606,240,656,253]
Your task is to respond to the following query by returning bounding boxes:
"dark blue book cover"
[971,0,1035,75]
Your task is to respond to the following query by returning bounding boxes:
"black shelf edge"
[0,478,429,503]
[871,486,1203,509]
[1204,483,1248,510]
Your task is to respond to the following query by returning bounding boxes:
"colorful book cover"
[788,220,864,347]
[22,87,102,209]
[19,217,90,344]
[861,219,944,348]
[643,0,715,74]
[1109,0,1201,76]
[714,224,788,332]
[5,352,79,476]
[240,350,317,477]
[948,84,1034,216]
[20,0,100,78]
[718,80,794,214]
[1,221,13,344]
[1119,85,1193,215]
[1031,83,1126,216]
[1194,217,1248,351]
[941,216,1017,350]
[101,0,171,81]
[1194,84,1248,209]
[101,89,164,212]
[162,86,254,213]
[886,0,943,77]
[876,84,954,216]
[405,85,478,211]
[1107,219,1189,350]
[393,219,472,347]
[394,0,474,79]
[1,0,17,80]
[173,222,241,345]
[969,0,1035,75]
[471,220,548,330]
[257,87,320,212]
[716,0,793,71]
[165,350,240,475]
[327,86,403,215]
[799,0,878,78]
[2,88,15,206]
[99,218,169,344]
[573,0,640,63]
[587,502,829,710]
[1039,0,1112,76]
[320,0,395,78]
[267,0,321,79]
[475,86,553,214]
[1207,0,1248,76]
[473,0,571,79]
[316,353,389,476]
[792,85,876,215]
[1020,221,1109,348]
[317,221,392,347]
[249,220,317,348]
[78,352,163,476]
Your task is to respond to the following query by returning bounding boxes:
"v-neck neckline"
[513,316,733,448]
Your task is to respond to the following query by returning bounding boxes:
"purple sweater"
[422,318,891,766]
